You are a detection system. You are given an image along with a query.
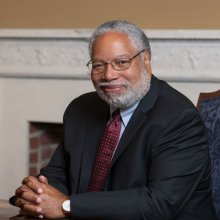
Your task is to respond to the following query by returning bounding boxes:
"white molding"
[0,29,93,39]
[0,29,220,82]
[1,29,220,39]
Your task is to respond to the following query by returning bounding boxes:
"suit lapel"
[111,75,160,166]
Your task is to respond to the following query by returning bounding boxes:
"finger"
[22,176,43,194]
[16,197,41,208]
[16,190,41,205]
[19,205,43,218]
[15,184,32,195]
[15,197,30,208]
[23,203,42,215]
[15,185,41,204]
[19,209,30,216]
[38,175,48,185]
[22,176,36,185]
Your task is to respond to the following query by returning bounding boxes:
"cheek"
[122,61,143,83]
[122,69,141,84]
[91,75,100,86]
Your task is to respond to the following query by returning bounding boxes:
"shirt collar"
[110,101,140,127]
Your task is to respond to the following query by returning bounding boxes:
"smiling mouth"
[98,83,125,93]
[102,84,121,89]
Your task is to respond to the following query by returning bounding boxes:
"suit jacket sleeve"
[40,138,70,195]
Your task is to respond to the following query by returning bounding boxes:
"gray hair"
[88,20,151,58]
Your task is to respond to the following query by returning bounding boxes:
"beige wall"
[0,0,220,29]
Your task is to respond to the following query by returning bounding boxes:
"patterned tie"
[88,110,121,192]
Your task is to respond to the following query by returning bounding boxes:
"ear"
[143,51,152,74]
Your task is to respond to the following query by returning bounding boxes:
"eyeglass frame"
[86,49,146,75]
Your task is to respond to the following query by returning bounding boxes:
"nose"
[102,63,118,81]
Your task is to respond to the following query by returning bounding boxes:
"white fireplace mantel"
[0,29,220,82]
[0,29,220,200]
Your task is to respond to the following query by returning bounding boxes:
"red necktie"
[88,110,121,192]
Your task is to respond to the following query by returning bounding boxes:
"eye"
[114,59,130,68]
[93,62,105,70]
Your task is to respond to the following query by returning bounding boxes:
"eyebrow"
[92,53,131,61]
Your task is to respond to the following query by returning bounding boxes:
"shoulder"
[63,91,108,120]
[143,76,201,126]
[154,76,197,113]
[67,91,103,107]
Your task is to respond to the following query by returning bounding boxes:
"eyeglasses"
[87,49,146,75]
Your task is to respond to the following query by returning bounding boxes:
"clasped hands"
[15,175,69,219]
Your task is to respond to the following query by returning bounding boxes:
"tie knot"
[112,110,120,121]
[110,110,121,130]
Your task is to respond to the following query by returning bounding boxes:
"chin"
[105,91,125,98]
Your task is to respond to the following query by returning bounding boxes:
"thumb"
[38,175,48,185]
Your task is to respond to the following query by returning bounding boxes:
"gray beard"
[95,69,151,108]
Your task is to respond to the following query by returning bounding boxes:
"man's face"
[91,32,152,108]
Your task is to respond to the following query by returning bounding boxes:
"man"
[10,20,217,219]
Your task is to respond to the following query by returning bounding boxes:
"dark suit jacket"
[40,75,217,220]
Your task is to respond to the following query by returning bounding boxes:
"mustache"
[97,81,128,88]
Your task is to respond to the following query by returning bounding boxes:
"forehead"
[91,32,136,58]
